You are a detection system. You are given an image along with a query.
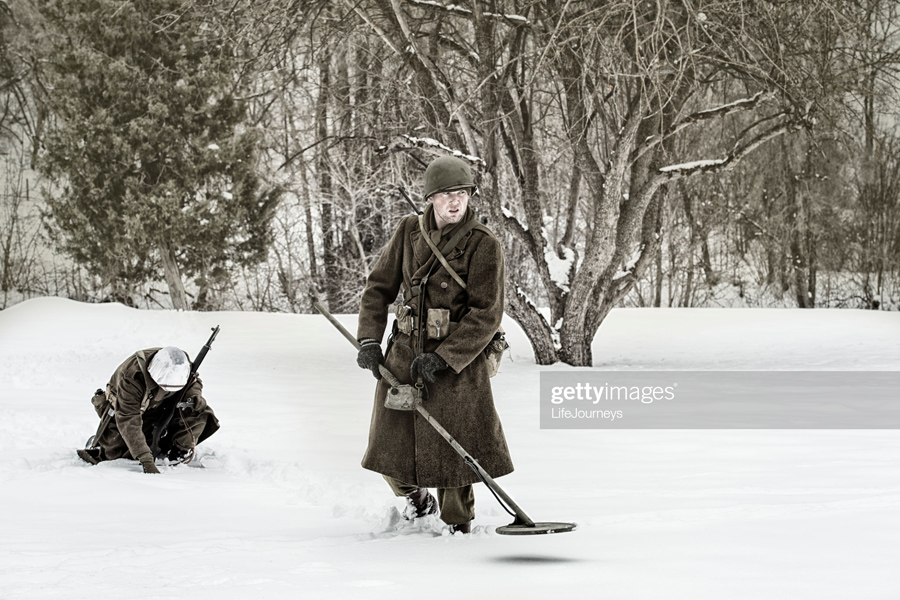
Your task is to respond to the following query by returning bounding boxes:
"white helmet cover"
[147,346,191,392]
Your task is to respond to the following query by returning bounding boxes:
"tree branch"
[377,133,484,164]
[342,1,403,55]
[654,113,799,184]
[386,0,479,155]
[635,90,778,163]
[405,0,533,27]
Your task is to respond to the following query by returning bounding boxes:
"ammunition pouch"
[395,304,415,335]
[426,308,450,340]
[483,326,509,378]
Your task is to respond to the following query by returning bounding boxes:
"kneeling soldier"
[77,346,219,473]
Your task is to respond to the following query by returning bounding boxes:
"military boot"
[76,448,101,465]
[404,488,437,519]
[166,444,189,462]
[449,521,472,534]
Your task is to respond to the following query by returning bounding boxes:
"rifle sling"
[150,376,195,457]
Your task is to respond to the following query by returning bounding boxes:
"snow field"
[1,298,899,599]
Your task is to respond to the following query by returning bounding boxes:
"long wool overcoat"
[357,203,514,489]
[92,348,219,460]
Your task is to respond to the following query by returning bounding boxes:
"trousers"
[383,475,474,525]
[94,407,209,461]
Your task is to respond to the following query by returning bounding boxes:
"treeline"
[1,0,899,365]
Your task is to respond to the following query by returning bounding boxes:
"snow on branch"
[378,134,484,165]
[542,228,575,294]
[654,114,797,182]
[514,284,539,312]
[613,245,644,281]
[689,91,775,122]
[658,158,726,173]
[640,91,777,157]
[406,0,532,26]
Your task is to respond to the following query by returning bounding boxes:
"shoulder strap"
[418,214,480,290]
[473,223,494,237]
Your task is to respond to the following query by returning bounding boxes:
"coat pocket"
[426,308,450,340]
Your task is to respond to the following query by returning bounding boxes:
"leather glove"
[410,353,448,384]
[356,339,383,380]
[137,452,160,474]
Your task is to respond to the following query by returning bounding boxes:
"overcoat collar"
[410,203,476,281]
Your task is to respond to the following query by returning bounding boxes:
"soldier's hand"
[357,339,384,380]
[137,452,161,474]
[410,353,448,384]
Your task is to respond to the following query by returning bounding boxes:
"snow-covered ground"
[1,298,899,599]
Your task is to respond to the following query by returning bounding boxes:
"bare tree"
[0,150,41,308]
[5,0,898,321]
[340,0,882,364]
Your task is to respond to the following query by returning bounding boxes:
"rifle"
[397,186,423,215]
[149,325,220,459]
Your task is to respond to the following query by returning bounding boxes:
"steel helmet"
[147,346,191,392]
[423,156,475,199]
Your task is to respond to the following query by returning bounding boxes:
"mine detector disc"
[495,521,577,536]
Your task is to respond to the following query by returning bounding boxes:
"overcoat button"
[440,282,448,289]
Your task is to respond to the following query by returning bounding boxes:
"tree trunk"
[505,287,559,365]
[160,239,189,310]
[653,242,663,307]
[315,47,341,309]
[784,145,814,309]
[557,330,593,367]
[682,250,694,307]
[302,174,320,310]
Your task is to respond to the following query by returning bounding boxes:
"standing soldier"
[77,346,219,473]
[355,155,513,533]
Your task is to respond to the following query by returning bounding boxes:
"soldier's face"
[431,189,469,229]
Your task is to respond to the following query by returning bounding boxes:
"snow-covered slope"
[1,298,898,599]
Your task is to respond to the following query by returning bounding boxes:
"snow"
[500,206,522,227]
[400,134,483,164]
[613,245,644,281]
[1,298,899,599]
[542,229,574,294]
[407,0,531,24]
[659,158,726,173]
